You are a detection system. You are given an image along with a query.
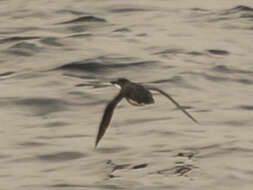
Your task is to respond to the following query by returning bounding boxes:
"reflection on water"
[0,0,253,189]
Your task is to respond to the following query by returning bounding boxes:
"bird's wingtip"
[94,141,98,149]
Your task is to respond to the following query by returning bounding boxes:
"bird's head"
[110,78,129,89]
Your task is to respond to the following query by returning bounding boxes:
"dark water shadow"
[36,134,90,140]
[204,73,229,82]
[41,166,69,173]
[15,97,70,116]
[182,71,229,82]
[238,105,253,111]
[212,65,253,74]
[0,154,11,160]
[18,141,49,147]
[124,116,172,126]
[44,121,69,128]
[37,151,86,162]
[187,51,206,56]
[190,8,210,12]
[96,146,127,154]
[53,56,155,74]
[49,183,89,188]
[0,27,40,35]
[151,47,208,59]
[188,5,253,30]
[67,25,88,33]
[40,37,63,47]
[0,97,74,117]
[221,120,250,127]
[0,36,40,43]
[235,78,253,85]
[75,82,109,88]
[6,42,42,56]
[92,184,126,190]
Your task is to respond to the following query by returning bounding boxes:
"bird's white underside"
[114,84,121,89]
[127,98,145,106]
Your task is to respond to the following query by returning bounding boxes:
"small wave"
[58,16,106,24]
[0,71,15,77]
[50,184,88,188]
[54,58,154,73]
[223,5,253,15]
[67,33,92,38]
[151,76,184,84]
[153,48,185,56]
[131,163,148,169]
[113,27,131,33]
[55,9,84,15]
[188,5,253,30]
[215,5,253,22]
[187,51,206,56]
[110,8,149,13]
[207,49,230,55]
[235,78,253,85]
[212,65,253,74]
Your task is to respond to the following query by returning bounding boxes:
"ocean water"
[1,0,253,189]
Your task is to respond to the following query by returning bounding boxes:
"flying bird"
[95,78,198,148]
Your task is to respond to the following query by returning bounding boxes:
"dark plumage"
[95,78,198,148]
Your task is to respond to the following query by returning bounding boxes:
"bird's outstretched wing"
[95,93,124,148]
[146,86,199,124]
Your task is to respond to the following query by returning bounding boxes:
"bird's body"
[95,78,198,148]
[120,80,154,106]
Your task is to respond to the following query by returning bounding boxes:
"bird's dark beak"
[110,80,116,84]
